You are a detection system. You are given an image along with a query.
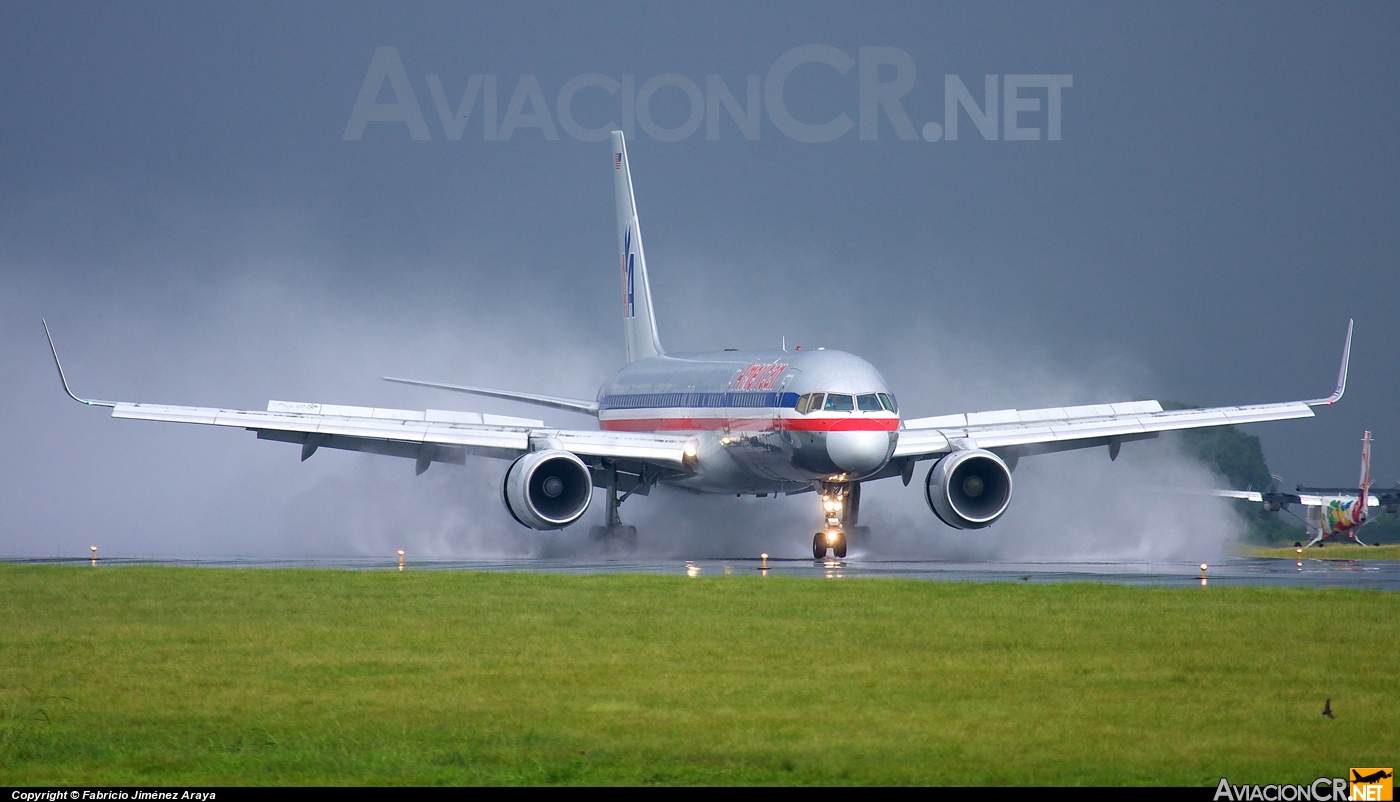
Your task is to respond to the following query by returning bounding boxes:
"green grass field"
[1245,544,1400,560]
[1,565,1395,785]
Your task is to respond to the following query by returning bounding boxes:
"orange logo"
[1351,768,1394,801]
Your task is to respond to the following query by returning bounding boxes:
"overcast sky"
[2,2,1396,558]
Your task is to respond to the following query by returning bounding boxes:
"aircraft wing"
[106,400,693,473]
[894,320,1352,462]
[44,322,692,475]
[893,399,1315,460]
[1207,489,1379,507]
[1213,489,1265,502]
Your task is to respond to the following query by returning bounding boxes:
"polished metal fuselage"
[596,349,899,494]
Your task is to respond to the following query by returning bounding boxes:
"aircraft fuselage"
[597,349,899,494]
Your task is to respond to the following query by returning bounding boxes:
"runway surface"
[6,555,1399,590]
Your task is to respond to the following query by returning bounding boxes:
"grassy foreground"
[0,565,1395,786]
[1245,543,1400,560]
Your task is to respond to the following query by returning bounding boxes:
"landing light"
[683,442,697,458]
[826,530,839,544]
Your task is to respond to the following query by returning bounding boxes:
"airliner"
[1218,431,1395,547]
[45,132,1353,559]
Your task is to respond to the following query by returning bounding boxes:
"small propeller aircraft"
[1217,431,1399,547]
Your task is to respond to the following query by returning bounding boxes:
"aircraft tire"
[833,534,848,559]
[812,533,827,560]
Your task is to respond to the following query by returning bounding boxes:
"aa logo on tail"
[622,225,636,318]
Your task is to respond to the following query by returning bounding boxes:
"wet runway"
[7,555,1400,591]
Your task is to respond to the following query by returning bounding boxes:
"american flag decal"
[615,153,622,170]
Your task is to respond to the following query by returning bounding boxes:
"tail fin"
[612,131,664,362]
[1359,430,1373,509]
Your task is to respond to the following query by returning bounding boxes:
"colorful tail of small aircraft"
[1218,431,1398,547]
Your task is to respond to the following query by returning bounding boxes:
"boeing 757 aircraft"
[45,132,1353,559]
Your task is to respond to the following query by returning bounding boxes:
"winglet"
[41,320,115,408]
[1306,318,1352,406]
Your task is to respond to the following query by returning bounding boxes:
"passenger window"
[824,394,854,411]
[878,393,896,413]
[857,393,882,411]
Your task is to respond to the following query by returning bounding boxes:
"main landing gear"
[813,482,866,560]
[589,465,637,545]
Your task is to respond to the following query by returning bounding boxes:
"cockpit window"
[823,393,854,411]
[878,393,897,413]
[857,393,882,411]
[795,393,823,414]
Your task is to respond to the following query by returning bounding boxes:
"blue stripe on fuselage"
[599,391,800,411]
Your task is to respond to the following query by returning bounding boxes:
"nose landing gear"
[813,528,847,559]
[813,482,860,559]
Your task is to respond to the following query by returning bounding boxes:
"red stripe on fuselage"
[598,416,900,432]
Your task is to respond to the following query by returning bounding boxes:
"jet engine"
[925,449,1013,529]
[502,450,594,530]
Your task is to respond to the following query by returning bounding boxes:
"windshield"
[857,393,882,411]
[823,394,854,411]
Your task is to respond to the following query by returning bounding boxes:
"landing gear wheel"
[833,533,848,559]
[813,533,827,560]
[590,524,638,542]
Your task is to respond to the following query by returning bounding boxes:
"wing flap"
[112,400,690,468]
[114,401,532,452]
[548,429,692,466]
[892,428,951,458]
[904,400,1166,431]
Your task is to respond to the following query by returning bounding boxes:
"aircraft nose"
[826,430,892,476]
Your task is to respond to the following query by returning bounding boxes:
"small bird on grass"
[1322,699,1335,719]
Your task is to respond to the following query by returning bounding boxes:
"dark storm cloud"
[2,2,1396,557]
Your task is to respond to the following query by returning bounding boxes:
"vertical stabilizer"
[1359,430,1373,512]
[612,131,664,363]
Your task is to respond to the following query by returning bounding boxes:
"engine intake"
[925,449,1013,529]
[502,450,593,530]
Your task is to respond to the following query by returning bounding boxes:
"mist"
[1,202,1241,562]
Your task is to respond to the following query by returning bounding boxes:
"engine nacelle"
[501,450,593,530]
[925,449,1013,530]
